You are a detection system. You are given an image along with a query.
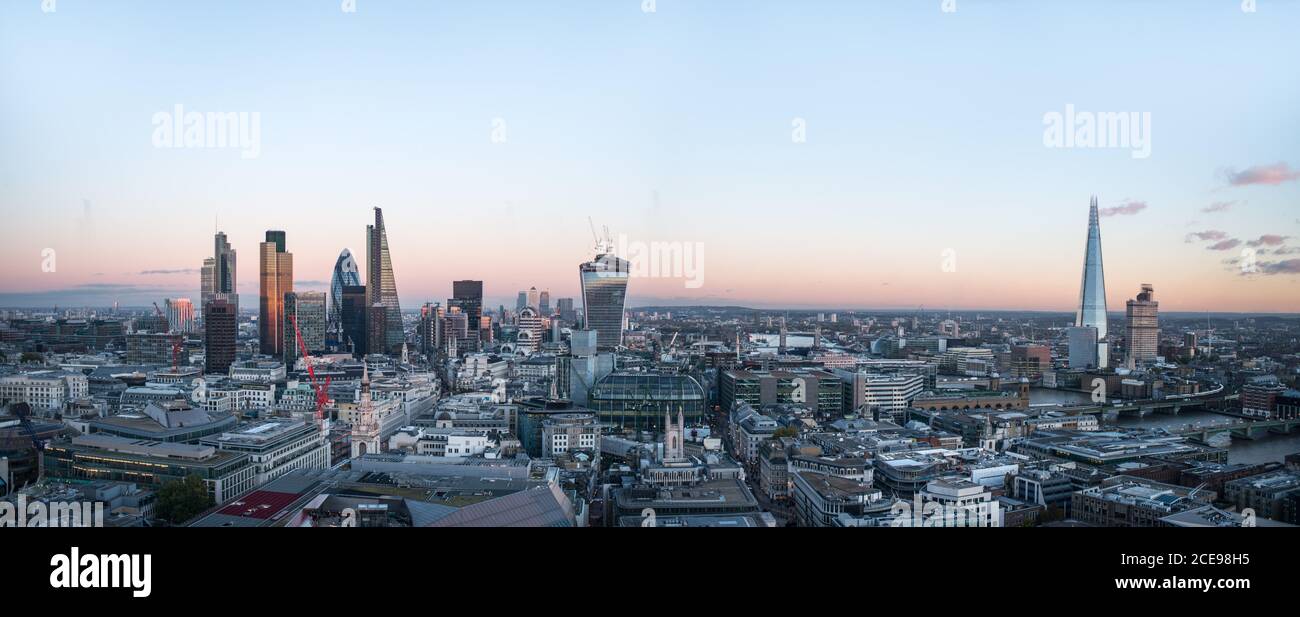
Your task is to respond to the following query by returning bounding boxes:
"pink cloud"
[1200,200,1238,213]
[1258,259,1300,275]
[1223,162,1300,186]
[1099,200,1147,217]
[1207,239,1242,251]
[1185,230,1229,243]
[1247,234,1290,247]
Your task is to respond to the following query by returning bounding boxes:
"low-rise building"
[201,419,329,487]
[44,434,255,504]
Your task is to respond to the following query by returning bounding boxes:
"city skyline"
[3,2,1299,312]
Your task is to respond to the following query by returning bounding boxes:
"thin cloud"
[1246,234,1290,248]
[139,268,199,275]
[1223,162,1300,186]
[1185,230,1229,243]
[1207,239,1242,251]
[1257,259,1300,275]
[1200,200,1238,213]
[1099,200,1147,217]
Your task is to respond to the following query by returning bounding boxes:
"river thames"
[1028,388,1299,465]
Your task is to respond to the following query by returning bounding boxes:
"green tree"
[773,426,799,439]
[155,474,213,525]
[19,351,44,365]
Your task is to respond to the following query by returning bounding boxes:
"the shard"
[1074,196,1109,368]
[366,207,404,354]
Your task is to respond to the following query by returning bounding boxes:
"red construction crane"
[290,313,331,422]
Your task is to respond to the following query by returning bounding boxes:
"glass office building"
[579,252,630,351]
[588,372,705,431]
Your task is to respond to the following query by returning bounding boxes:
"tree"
[19,351,44,365]
[155,474,213,525]
[773,426,799,439]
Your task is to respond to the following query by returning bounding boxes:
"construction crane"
[10,403,45,451]
[587,216,612,254]
[291,313,332,424]
[10,402,47,485]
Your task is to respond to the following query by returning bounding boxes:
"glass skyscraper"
[259,230,293,357]
[366,207,403,354]
[329,249,362,343]
[1075,196,1109,368]
[283,290,327,366]
[451,280,483,352]
[579,250,630,351]
[214,231,238,310]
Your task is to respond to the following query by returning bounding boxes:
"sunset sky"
[2,1,1298,313]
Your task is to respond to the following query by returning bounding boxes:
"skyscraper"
[1074,196,1109,368]
[259,230,293,357]
[329,249,362,344]
[366,207,403,354]
[579,243,630,351]
[517,306,543,352]
[557,298,576,324]
[1125,284,1159,367]
[200,258,216,316]
[526,287,540,312]
[214,231,238,310]
[165,298,195,333]
[539,290,551,315]
[450,280,484,352]
[419,302,442,357]
[516,291,528,312]
[340,284,367,357]
[283,290,326,366]
[204,297,237,374]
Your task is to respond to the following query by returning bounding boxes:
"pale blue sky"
[2,1,1298,311]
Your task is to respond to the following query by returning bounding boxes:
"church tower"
[663,408,685,461]
[350,366,380,458]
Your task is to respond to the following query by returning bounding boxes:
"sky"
[1,0,1298,313]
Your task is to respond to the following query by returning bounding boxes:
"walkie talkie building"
[579,250,630,351]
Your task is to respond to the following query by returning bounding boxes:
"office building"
[259,230,294,357]
[365,207,403,354]
[165,298,196,333]
[340,284,367,356]
[283,291,326,366]
[200,419,329,487]
[556,297,576,323]
[214,231,238,310]
[1068,326,1099,369]
[450,280,483,352]
[1125,283,1159,367]
[44,434,255,504]
[587,372,706,431]
[200,257,216,315]
[579,248,630,351]
[329,249,362,343]
[204,297,237,374]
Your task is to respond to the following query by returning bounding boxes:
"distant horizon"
[3,3,1298,313]
[4,300,1298,319]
